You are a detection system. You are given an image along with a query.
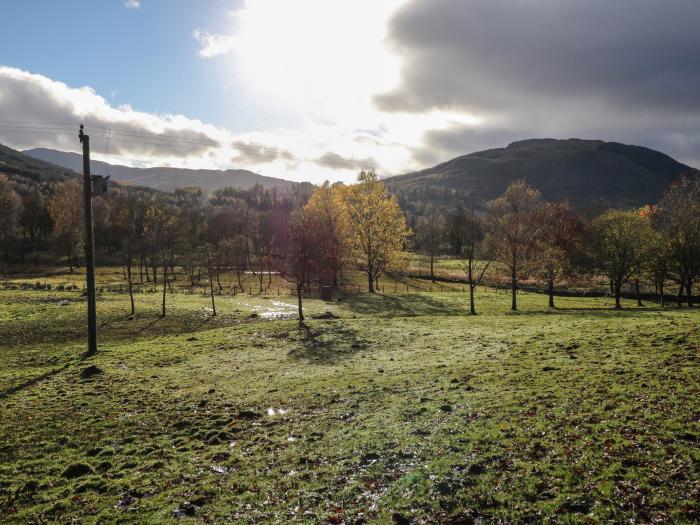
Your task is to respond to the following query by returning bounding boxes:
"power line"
[0,120,379,171]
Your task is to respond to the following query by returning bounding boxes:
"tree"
[591,210,653,309]
[343,171,411,293]
[48,180,84,272]
[303,181,350,288]
[208,198,253,293]
[457,208,491,315]
[19,188,52,260]
[486,181,543,310]
[0,175,21,265]
[654,177,700,307]
[273,210,333,322]
[447,207,468,255]
[414,213,446,281]
[143,195,178,317]
[111,189,148,317]
[538,201,585,308]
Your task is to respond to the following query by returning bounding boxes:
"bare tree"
[654,177,700,307]
[538,201,585,308]
[458,208,491,315]
[414,212,446,282]
[486,181,543,311]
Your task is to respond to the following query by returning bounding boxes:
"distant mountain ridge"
[385,138,699,215]
[0,142,78,187]
[23,148,295,193]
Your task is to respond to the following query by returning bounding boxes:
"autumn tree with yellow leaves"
[343,171,411,293]
[303,181,351,288]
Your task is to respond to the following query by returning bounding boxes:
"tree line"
[0,171,410,320]
[1,170,699,318]
[414,177,700,313]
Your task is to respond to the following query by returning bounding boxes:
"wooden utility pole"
[79,124,98,355]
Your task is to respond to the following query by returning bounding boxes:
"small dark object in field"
[435,480,456,495]
[198,399,208,408]
[250,312,258,318]
[186,336,198,341]
[208,388,216,394]
[191,496,208,507]
[440,404,453,413]
[360,452,381,464]
[80,365,102,380]
[392,512,412,525]
[378,368,384,373]
[62,463,93,479]
[173,501,196,518]
[312,311,338,319]
[237,409,262,420]
[542,366,558,372]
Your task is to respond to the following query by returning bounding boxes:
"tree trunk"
[614,280,622,309]
[127,256,135,317]
[237,270,245,293]
[510,267,517,311]
[635,279,642,306]
[207,251,217,316]
[430,253,435,282]
[161,257,168,317]
[297,283,304,322]
[659,281,665,307]
[467,260,476,315]
[677,283,684,307]
[548,278,555,308]
[688,279,693,308]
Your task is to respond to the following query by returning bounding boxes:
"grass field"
[0,280,698,523]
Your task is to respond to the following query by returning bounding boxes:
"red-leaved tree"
[272,210,334,322]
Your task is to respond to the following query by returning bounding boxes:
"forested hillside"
[386,138,699,216]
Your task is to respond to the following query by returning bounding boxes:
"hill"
[385,138,699,215]
[0,142,79,193]
[23,148,296,193]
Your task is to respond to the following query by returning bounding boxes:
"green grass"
[0,283,698,523]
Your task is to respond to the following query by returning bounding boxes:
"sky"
[1,0,699,183]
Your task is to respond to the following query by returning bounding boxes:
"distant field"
[0,283,698,523]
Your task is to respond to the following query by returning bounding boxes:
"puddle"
[260,301,296,319]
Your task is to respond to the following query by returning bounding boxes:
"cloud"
[0,66,228,160]
[124,0,140,9]
[0,66,411,183]
[193,30,237,59]
[378,0,700,115]
[314,152,377,171]
[231,140,296,165]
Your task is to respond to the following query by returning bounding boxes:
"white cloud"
[0,66,459,184]
[193,30,238,59]
[124,0,140,9]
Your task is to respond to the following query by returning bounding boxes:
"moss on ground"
[0,286,698,523]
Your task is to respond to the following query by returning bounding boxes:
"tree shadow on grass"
[0,363,70,399]
[287,321,368,364]
[339,293,465,317]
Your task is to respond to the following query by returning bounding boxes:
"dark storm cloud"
[377,0,700,114]
[376,0,700,168]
